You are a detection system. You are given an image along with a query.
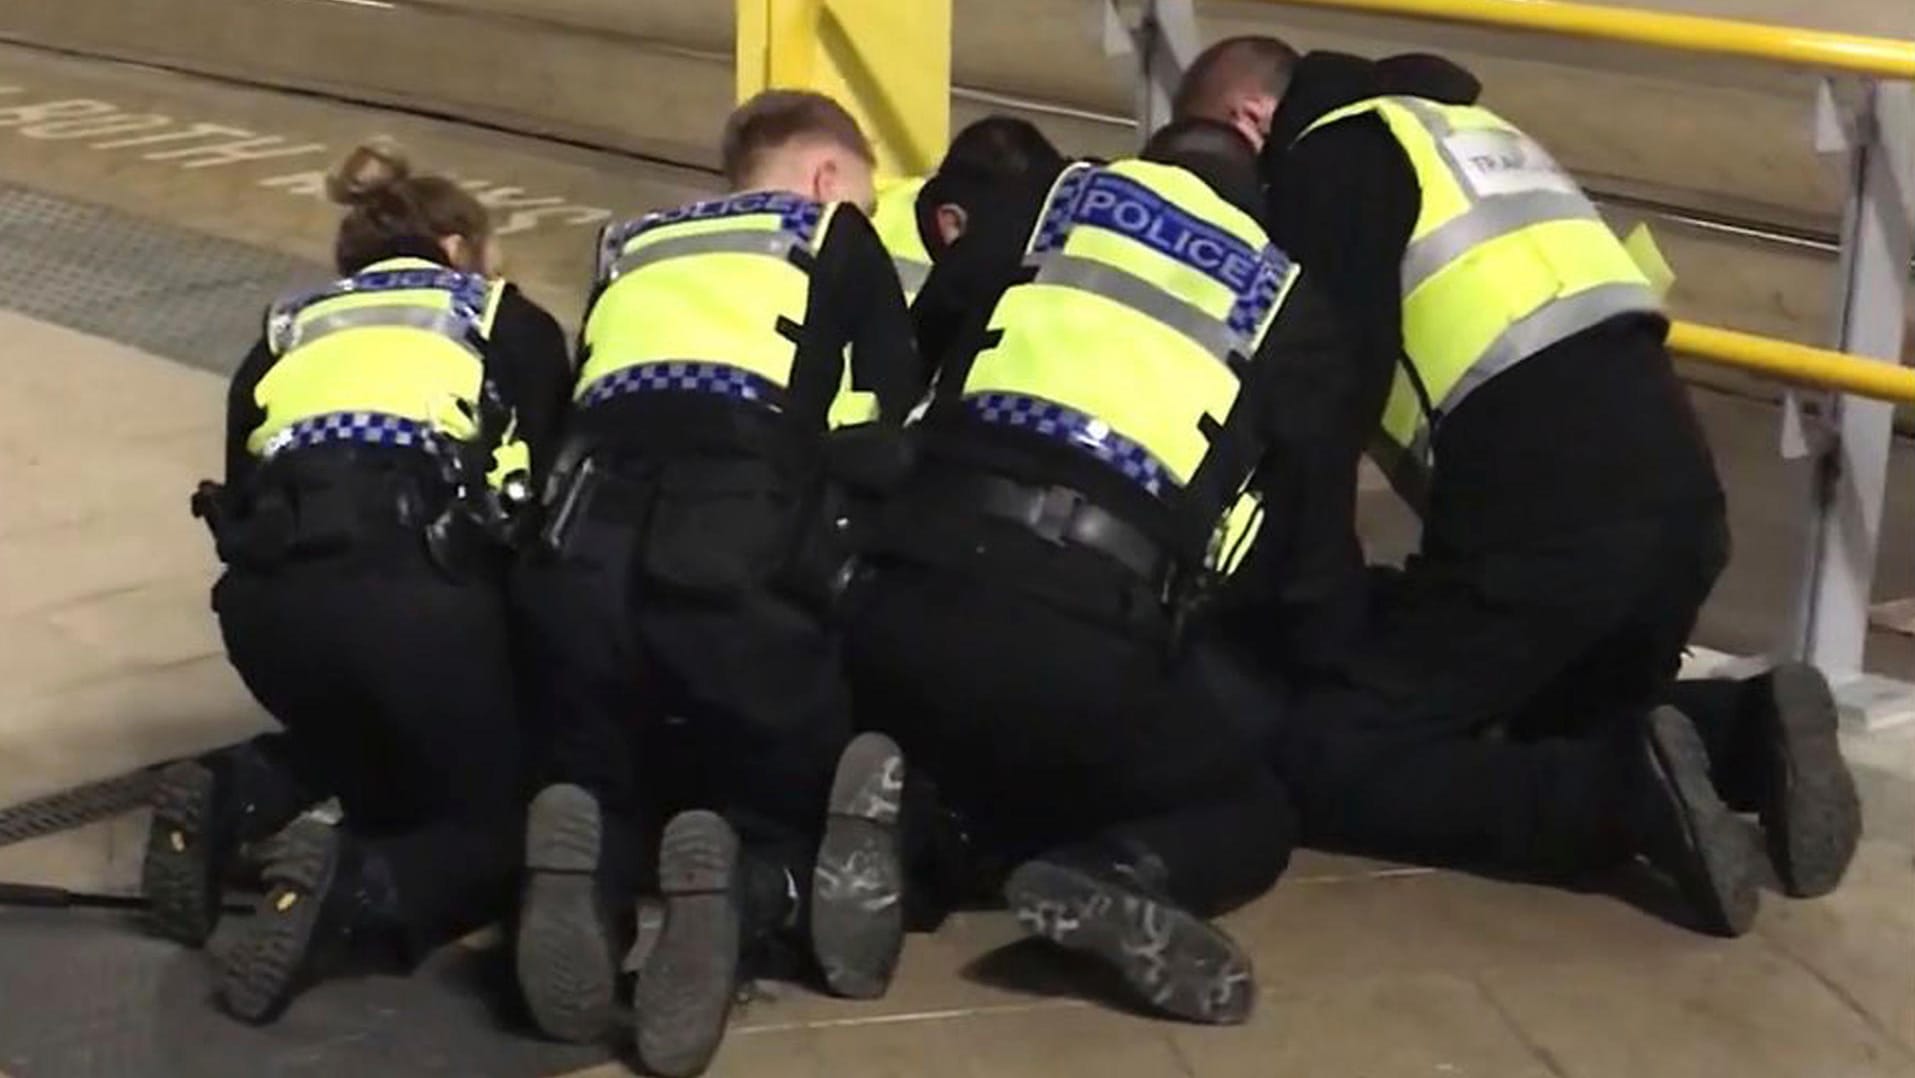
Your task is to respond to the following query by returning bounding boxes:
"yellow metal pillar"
[736,0,951,178]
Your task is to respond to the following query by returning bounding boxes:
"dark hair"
[937,115,1063,184]
[1141,119,1264,219]
[1142,117,1257,163]
[1172,36,1300,122]
[325,140,490,274]
[720,90,875,188]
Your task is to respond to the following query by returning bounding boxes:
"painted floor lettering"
[0,76,610,236]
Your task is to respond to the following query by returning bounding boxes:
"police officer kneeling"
[1178,41,1859,933]
[846,122,1348,1024]
[142,141,572,1021]
[513,91,923,1077]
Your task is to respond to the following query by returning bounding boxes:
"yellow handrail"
[1227,0,1915,398]
[1671,322,1915,403]
[1238,0,1915,80]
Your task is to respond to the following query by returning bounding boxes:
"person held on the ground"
[141,140,572,1022]
[512,90,924,1077]
[870,114,1064,308]
[844,118,1362,1025]
[1173,38,1861,934]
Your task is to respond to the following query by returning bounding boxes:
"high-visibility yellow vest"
[249,256,529,487]
[872,176,932,304]
[1300,97,1659,469]
[960,160,1297,573]
[578,190,879,429]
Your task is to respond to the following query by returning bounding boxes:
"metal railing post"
[1101,0,1200,139]
[1791,78,1915,726]
[735,0,951,177]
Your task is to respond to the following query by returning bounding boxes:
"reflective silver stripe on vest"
[1029,253,1244,363]
[1401,190,1605,296]
[606,230,802,284]
[1408,280,1661,464]
[1392,99,1609,296]
[284,306,483,359]
[895,258,931,297]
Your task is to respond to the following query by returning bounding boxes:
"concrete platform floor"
[0,41,1913,1078]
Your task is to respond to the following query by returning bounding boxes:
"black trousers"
[844,556,1295,919]
[213,554,526,957]
[517,485,851,894]
[1251,500,1733,874]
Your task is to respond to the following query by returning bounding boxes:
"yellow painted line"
[1230,0,1915,79]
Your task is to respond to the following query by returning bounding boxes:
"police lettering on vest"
[578,191,879,429]
[248,256,527,489]
[958,159,1297,575]
[1068,173,1267,295]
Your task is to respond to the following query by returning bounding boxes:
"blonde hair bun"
[325,139,413,207]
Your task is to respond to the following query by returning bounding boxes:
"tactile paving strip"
[0,181,327,376]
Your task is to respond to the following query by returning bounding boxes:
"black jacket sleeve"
[1217,273,1370,679]
[910,167,1058,382]
[1262,118,1419,474]
[810,208,924,425]
[484,284,574,482]
[803,209,926,491]
[224,335,276,490]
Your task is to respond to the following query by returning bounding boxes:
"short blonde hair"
[720,90,875,188]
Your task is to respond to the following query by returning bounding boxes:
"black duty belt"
[944,474,1164,581]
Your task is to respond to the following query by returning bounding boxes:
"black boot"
[1741,664,1862,898]
[634,810,743,1078]
[517,784,624,1044]
[142,760,231,947]
[217,818,404,1024]
[142,744,314,946]
[1635,706,1763,937]
[1003,842,1255,1025]
[810,732,907,1000]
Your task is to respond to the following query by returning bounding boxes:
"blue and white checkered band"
[258,412,449,460]
[1028,168,1294,341]
[965,392,1173,498]
[579,361,785,412]
[605,191,827,255]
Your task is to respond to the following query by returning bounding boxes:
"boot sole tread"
[635,811,741,1078]
[1004,860,1255,1026]
[814,733,907,1000]
[218,818,338,1024]
[518,785,617,1044]
[1647,707,1761,937]
[141,761,219,947]
[1767,664,1862,898]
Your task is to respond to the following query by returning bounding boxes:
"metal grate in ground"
[0,182,327,376]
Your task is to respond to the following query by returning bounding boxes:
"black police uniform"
[148,238,571,1020]
[512,197,923,1063]
[1236,52,1855,909]
[846,134,1357,1024]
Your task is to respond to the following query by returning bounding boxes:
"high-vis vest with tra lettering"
[960,160,1298,574]
[249,257,528,487]
[871,176,932,304]
[578,190,878,429]
[1300,96,1659,470]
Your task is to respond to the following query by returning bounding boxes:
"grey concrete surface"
[1,32,1913,1078]
[5,0,1908,222]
